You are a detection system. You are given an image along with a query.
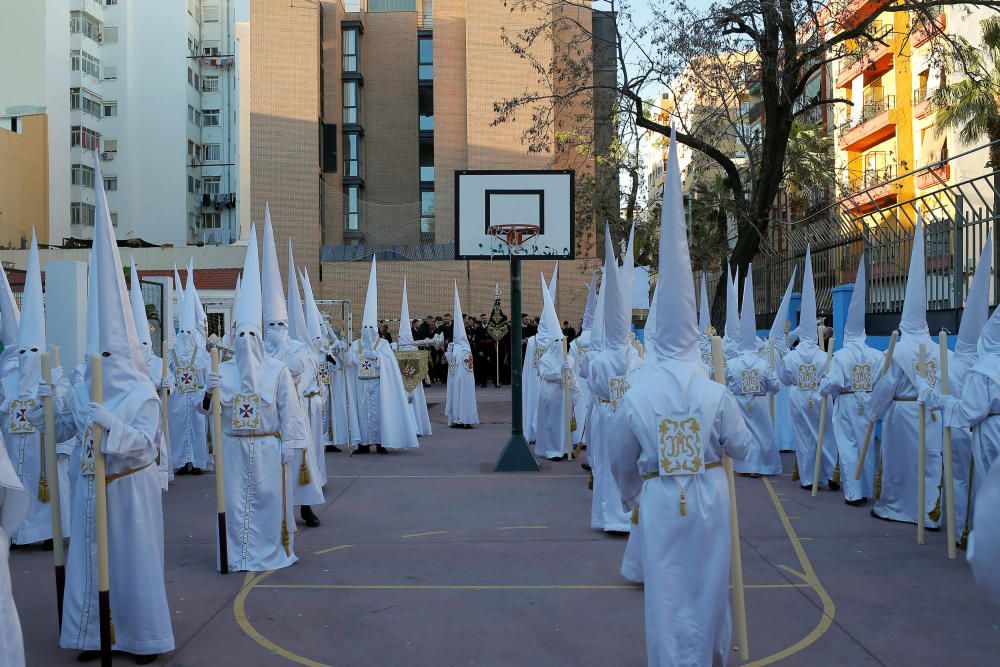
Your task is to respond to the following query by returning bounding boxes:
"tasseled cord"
[38,475,50,503]
[299,458,312,486]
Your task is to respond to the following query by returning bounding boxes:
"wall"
[0,115,50,247]
[0,244,247,271]
[432,0,468,244]
[237,20,251,241]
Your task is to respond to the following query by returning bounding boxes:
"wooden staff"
[856,330,898,479]
[769,338,776,424]
[917,343,927,546]
[562,337,573,460]
[711,335,748,661]
[939,331,957,559]
[210,349,228,574]
[812,328,835,496]
[160,342,171,474]
[90,355,112,667]
[40,353,66,627]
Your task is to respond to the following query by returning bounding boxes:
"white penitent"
[397,277,434,435]
[0,436,30,667]
[534,274,575,461]
[609,128,752,666]
[167,269,211,474]
[444,282,479,428]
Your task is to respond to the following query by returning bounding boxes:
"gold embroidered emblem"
[798,364,818,391]
[80,426,96,476]
[318,364,331,385]
[464,353,474,372]
[740,369,761,395]
[701,350,713,367]
[174,365,200,394]
[851,363,873,392]
[609,376,630,410]
[8,399,37,434]
[533,344,547,366]
[232,392,262,431]
[914,359,938,389]
[657,417,704,475]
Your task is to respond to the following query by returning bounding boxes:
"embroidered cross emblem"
[9,400,37,434]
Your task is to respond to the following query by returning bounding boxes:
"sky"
[236,0,249,22]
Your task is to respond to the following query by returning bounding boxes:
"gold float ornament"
[395,349,430,393]
[487,284,510,342]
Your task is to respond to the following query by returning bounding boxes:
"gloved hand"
[36,382,53,399]
[335,339,348,352]
[562,359,573,371]
[281,447,295,465]
[25,403,46,427]
[363,349,378,361]
[89,402,114,430]
[205,372,221,392]
[915,376,941,411]
[818,377,835,398]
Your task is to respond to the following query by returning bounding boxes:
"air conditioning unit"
[100,151,113,161]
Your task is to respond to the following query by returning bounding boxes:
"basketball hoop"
[487,224,541,249]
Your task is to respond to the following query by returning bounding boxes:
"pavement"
[11,385,1000,666]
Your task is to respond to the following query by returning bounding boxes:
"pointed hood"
[0,256,19,351]
[452,281,470,347]
[582,271,597,333]
[844,257,868,345]
[300,268,323,347]
[959,232,992,356]
[590,264,607,352]
[87,153,150,401]
[768,267,797,349]
[399,277,415,346]
[129,258,154,361]
[651,126,699,360]
[798,245,818,346]
[286,241,310,347]
[724,264,741,347]
[548,262,559,299]
[15,230,46,398]
[233,223,264,393]
[900,218,929,340]
[539,275,562,345]
[621,223,636,308]
[699,271,712,336]
[261,203,288,324]
[645,280,659,357]
[173,264,185,310]
[187,259,207,339]
[362,257,378,333]
[740,265,758,354]
[603,226,630,350]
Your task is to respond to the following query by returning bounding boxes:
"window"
[202,75,219,92]
[71,202,96,226]
[344,185,360,231]
[70,11,102,42]
[342,28,359,71]
[203,41,221,56]
[71,126,101,151]
[420,191,435,234]
[103,26,118,43]
[188,175,196,194]
[202,212,222,228]
[202,109,220,127]
[321,124,337,173]
[418,35,433,80]
[110,213,118,227]
[104,177,118,191]
[419,140,434,182]
[419,86,434,130]
[104,139,118,153]
[205,143,221,161]
[103,66,117,80]
[203,176,221,195]
[188,67,194,85]
[342,81,359,124]
[344,133,361,177]
[194,73,200,90]
[103,102,117,117]
[203,5,220,22]
[71,163,96,188]
[71,88,102,117]
[71,50,101,78]
[105,0,119,5]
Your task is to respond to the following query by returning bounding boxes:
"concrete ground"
[11,385,1000,666]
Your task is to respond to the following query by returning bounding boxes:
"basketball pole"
[494,257,541,472]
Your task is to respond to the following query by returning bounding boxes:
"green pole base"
[493,433,540,472]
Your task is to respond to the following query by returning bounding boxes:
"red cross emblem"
[180,372,194,386]
[15,408,29,423]
[239,402,255,420]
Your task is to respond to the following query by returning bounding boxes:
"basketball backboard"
[454,170,575,259]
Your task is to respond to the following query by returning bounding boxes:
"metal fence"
[706,141,1000,329]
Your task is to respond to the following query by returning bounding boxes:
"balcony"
[839,95,896,152]
[836,23,894,88]
[916,150,951,190]
[912,87,940,120]
[837,0,892,29]
[913,13,946,48]
[844,164,898,211]
[201,193,237,209]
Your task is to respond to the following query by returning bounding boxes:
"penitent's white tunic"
[943,351,980,539]
[727,352,781,475]
[569,338,592,445]
[0,374,72,545]
[327,352,361,448]
[207,358,307,572]
[611,360,752,667]
[349,339,419,449]
[534,346,574,460]
[522,337,543,442]
[865,354,943,528]
[55,382,174,655]
[822,343,884,501]
[167,347,212,471]
[779,343,836,486]
[0,434,29,667]
[445,342,480,426]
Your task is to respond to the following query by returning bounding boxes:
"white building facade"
[0,0,239,246]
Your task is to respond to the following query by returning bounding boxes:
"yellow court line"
[402,531,448,538]
[313,543,356,556]
[326,474,586,479]
[254,583,810,591]
[497,525,547,530]
[744,478,837,666]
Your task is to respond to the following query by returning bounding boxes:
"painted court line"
[402,531,449,538]
[498,525,548,530]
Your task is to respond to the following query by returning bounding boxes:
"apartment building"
[0,0,240,247]
[251,0,614,278]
